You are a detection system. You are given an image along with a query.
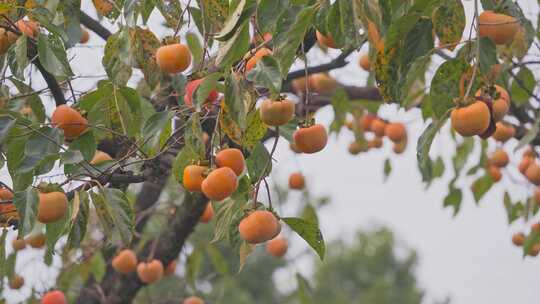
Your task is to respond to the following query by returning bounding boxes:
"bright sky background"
[2,1,540,303]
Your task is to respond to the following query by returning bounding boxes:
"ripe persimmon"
[289,141,302,154]
[199,202,214,223]
[260,99,295,126]
[266,236,288,258]
[112,249,138,274]
[184,296,205,304]
[12,238,26,251]
[94,0,114,16]
[490,149,509,167]
[215,148,245,176]
[251,32,272,45]
[348,141,367,155]
[450,102,490,137]
[368,137,383,149]
[41,290,67,304]
[8,275,23,289]
[183,165,207,192]
[0,28,17,55]
[478,11,519,45]
[526,163,540,185]
[512,232,525,246]
[360,114,376,131]
[245,48,272,72]
[26,233,45,248]
[487,165,502,182]
[316,31,337,49]
[239,210,281,244]
[293,124,328,154]
[90,150,113,165]
[359,54,370,71]
[384,123,407,142]
[393,139,407,154]
[51,105,88,140]
[201,167,238,201]
[80,28,90,44]
[165,260,177,276]
[37,192,68,223]
[184,78,219,107]
[137,259,164,284]
[371,118,386,137]
[0,187,13,201]
[16,20,38,38]
[156,43,192,74]
[289,172,305,190]
[492,122,515,142]
[535,188,540,205]
[310,73,338,94]
[475,85,510,121]
[291,76,313,94]
[528,244,540,257]
[524,147,536,158]
[519,156,533,175]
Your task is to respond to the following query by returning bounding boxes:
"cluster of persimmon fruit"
[451,9,519,138]
[344,114,408,156]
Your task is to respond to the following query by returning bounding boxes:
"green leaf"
[186,245,204,287]
[503,192,524,224]
[142,111,174,154]
[206,243,229,275]
[186,32,203,65]
[214,0,256,41]
[296,273,314,304]
[9,78,46,123]
[238,240,254,272]
[515,114,540,151]
[383,158,392,181]
[224,73,247,129]
[91,188,134,245]
[45,201,70,265]
[329,88,350,133]
[68,131,97,162]
[0,115,16,145]
[103,28,133,86]
[215,21,250,68]
[66,191,90,250]
[60,150,84,165]
[443,185,462,215]
[194,73,221,110]
[432,0,465,51]
[7,35,28,79]
[246,142,271,182]
[246,56,282,97]
[478,37,497,75]
[429,58,469,118]
[523,227,540,257]
[416,112,449,182]
[282,217,325,260]
[471,173,494,203]
[256,0,287,33]
[19,127,62,174]
[401,18,434,70]
[274,5,318,77]
[511,67,535,106]
[37,33,73,77]
[13,188,38,237]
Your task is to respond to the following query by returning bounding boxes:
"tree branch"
[80,11,112,40]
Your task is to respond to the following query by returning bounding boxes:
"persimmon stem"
[462,0,480,105]
[253,126,279,208]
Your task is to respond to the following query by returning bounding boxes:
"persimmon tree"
[0,0,538,302]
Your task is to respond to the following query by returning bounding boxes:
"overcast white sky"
[3,1,540,303]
